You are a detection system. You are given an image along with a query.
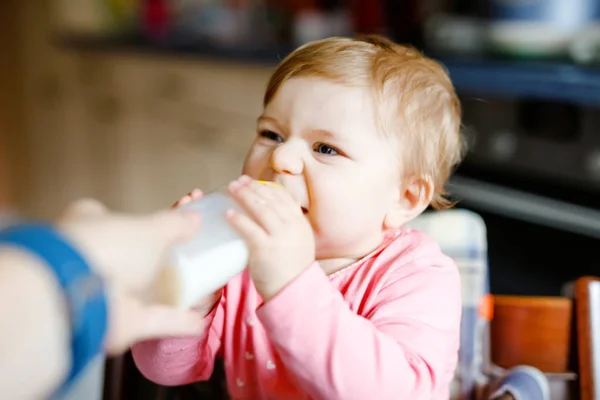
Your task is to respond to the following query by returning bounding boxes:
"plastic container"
[155,186,249,309]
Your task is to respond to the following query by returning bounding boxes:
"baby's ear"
[383,175,433,229]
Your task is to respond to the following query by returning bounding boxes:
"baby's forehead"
[267,77,382,130]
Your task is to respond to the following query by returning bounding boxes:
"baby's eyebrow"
[312,128,346,143]
[257,115,278,125]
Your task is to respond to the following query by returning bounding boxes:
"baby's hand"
[172,188,204,209]
[173,188,222,316]
[226,176,315,302]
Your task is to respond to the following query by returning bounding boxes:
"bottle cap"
[257,180,280,187]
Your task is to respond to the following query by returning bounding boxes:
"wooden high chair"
[488,276,600,400]
[573,276,600,400]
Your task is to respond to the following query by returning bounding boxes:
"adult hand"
[58,199,204,354]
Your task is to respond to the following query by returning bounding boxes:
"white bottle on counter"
[155,186,249,309]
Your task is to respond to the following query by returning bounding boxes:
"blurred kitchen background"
[1,0,600,299]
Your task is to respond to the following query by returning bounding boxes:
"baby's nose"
[271,141,304,175]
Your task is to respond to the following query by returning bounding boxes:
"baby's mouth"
[301,207,308,215]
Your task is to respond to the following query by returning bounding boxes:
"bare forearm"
[0,248,71,399]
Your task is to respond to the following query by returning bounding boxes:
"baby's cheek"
[317,207,378,249]
[241,147,263,174]
[313,220,347,250]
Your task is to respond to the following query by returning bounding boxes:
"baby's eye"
[314,143,339,155]
[259,130,283,143]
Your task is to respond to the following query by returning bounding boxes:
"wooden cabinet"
[92,55,272,212]
[21,50,272,216]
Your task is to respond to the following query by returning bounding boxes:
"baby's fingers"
[172,189,204,209]
[253,180,302,219]
[226,208,267,247]
[189,188,203,200]
[172,195,191,209]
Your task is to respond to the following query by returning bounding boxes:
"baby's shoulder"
[357,229,459,296]
[375,228,456,274]
[347,229,461,320]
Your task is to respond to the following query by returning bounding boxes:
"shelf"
[442,58,600,107]
[60,36,600,106]
[60,35,292,65]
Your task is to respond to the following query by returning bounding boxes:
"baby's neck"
[317,229,400,276]
[318,257,363,276]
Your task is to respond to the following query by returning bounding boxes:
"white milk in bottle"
[156,186,249,309]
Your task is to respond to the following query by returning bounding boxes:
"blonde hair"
[264,34,464,209]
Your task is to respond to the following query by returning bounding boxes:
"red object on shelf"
[350,0,383,34]
[143,0,170,42]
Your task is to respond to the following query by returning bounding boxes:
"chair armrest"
[575,276,600,400]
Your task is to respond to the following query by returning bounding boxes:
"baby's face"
[242,77,402,262]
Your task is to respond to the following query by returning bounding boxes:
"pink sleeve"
[256,261,461,400]
[131,295,225,386]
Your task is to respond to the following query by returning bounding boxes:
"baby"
[132,34,464,400]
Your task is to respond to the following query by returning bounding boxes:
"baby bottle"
[155,185,249,309]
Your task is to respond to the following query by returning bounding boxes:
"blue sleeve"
[0,223,108,393]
